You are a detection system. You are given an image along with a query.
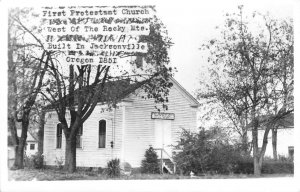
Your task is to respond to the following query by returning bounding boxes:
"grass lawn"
[8,168,293,181]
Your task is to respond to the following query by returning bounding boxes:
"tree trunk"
[14,138,26,169]
[64,136,77,172]
[13,127,27,169]
[13,115,30,169]
[8,115,18,145]
[251,110,261,176]
[8,33,22,169]
[241,132,249,155]
[272,127,278,160]
[253,155,261,176]
[252,137,261,175]
[38,110,45,154]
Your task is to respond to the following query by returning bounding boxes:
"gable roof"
[45,77,199,109]
[169,77,200,107]
[45,79,145,110]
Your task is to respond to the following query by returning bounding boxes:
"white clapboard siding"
[43,106,123,167]
[123,83,198,167]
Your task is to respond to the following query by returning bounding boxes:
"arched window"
[56,123,62,148]
[99,120,106,148]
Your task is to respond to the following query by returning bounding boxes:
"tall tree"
[268,18,293,160]
[41,15,174,172]
[8,8,52,169]
[198,6,293,175]
[197,73,251,154]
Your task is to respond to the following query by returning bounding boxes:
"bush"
[32,152,44,169]
[24,155,33,168]
[24,152,44,169]
[262,160,294,174]
[174,128,250,175]
[174,127,294,175]
[131,167,142,174]
[97,167,105,174]
[206,143,243,174]
[106,158,121,178]
[233,156,254,174]
[55,156,64,170]
[232,157,294,174]
[141,146,160,174]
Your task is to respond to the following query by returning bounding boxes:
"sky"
[153,0,294,95]
[2,0,295,97]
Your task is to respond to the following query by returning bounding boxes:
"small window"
[30,144,35,150]
[99,120,106,148]
[56,123,62,148]
[76,124,83,148]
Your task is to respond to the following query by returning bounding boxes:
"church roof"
[45,77,200,110]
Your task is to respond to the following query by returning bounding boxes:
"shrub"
[173,128,214,175]
[55,156,64,170]
[206,143,241,174]
[262,160,294,174]
[174,127,250,175]
[174,127,294,175]
[233,156,254,174]
[233,157,294,174]
[24,152,44,169]
[97,167,105,174]
[24,155,34,168]
[278,155,292,162]
[131,167,142,174]
[106,158,121,178]
[31,152,44,169]
[141,146,160,174]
